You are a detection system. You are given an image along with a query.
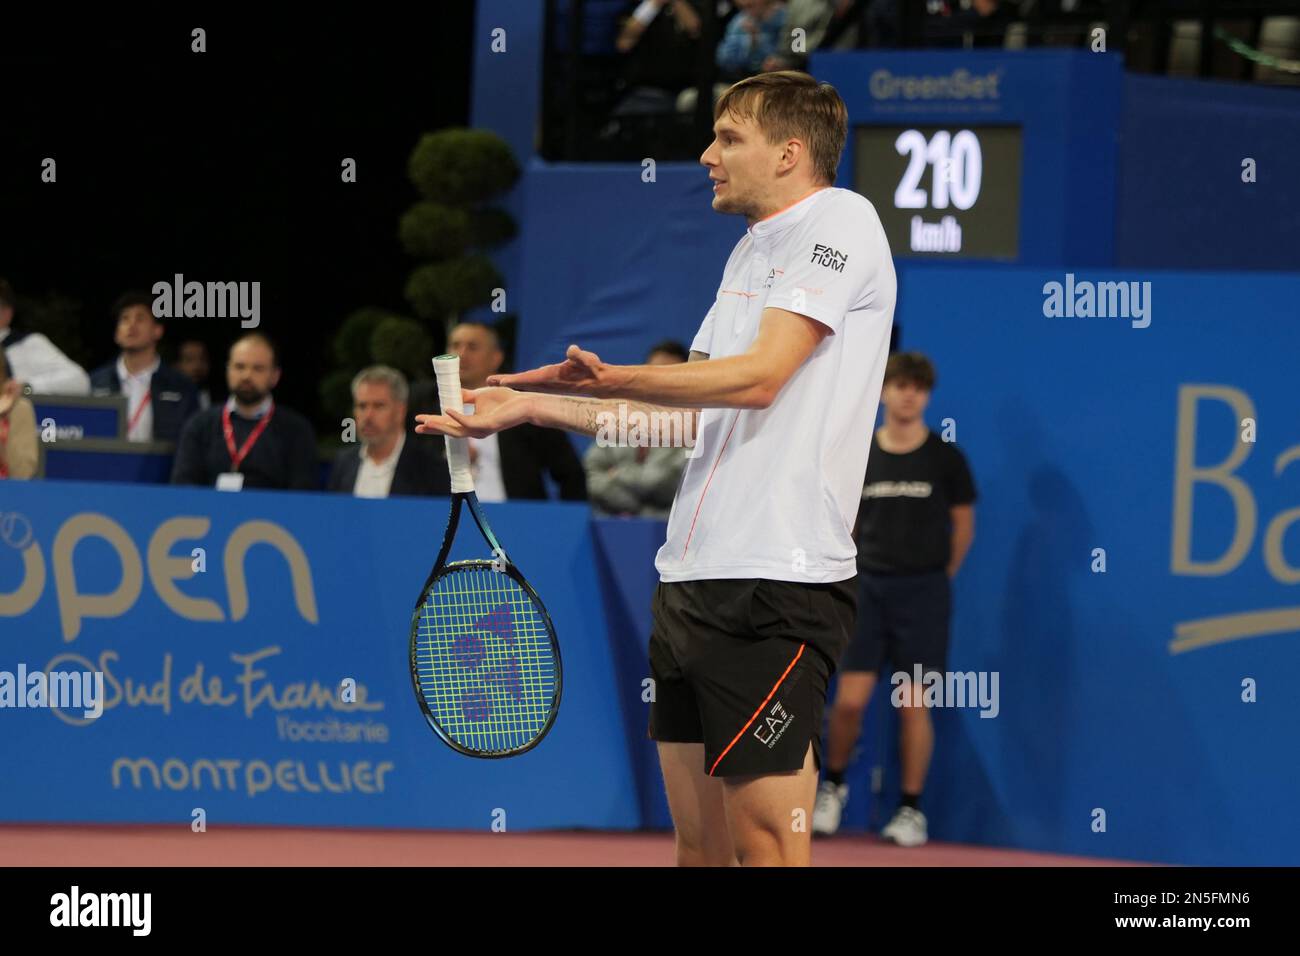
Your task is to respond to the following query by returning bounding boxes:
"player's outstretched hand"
[414,386,534,438]
[487,344,622,397]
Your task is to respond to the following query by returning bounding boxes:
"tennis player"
[417,71,895,866]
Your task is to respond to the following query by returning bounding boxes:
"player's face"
[882,379,930,422]
[448,325,503,388]
[115,305,162,353]
[354,381,404,444]
[226,340,280,405]
[701,111,778,220]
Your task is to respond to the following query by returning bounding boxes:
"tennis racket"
[408,354,563,757]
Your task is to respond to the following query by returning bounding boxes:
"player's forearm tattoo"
[555,397,698,440]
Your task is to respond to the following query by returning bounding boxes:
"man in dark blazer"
[329,366,450,498]
[407,321,586,501]
[89,292,198,442]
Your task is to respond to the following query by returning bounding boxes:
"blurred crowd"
[0,277,699,515]
[581,0,1009,153]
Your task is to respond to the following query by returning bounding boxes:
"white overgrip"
[433,354,474,494]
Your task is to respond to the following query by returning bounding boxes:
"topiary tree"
[322,128,521,438]
[402,128,520,333]
[370,316,434,383]
[320,307,424,427]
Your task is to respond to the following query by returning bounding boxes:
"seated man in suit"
[89,292,199,442]
[408,321,586,502]
[328,365,450,498]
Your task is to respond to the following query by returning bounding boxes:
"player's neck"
[747,183,830,227]
[878,419,928,453]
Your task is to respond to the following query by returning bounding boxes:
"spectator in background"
[716,0,788,80]
[177,339,215,410]
[677,0,788,112]
[328,366,450,499]
[944,0,1008,48]
[584,340,690,517]
[0,278,91,396]
[611,0,704,116]
[90,293,199,442]
[813,352,977,846]
[171,333,318,491]
[409,321,586,502]
[0,350,39,479]
[761,0,843,72]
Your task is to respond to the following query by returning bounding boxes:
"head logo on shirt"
[810,244,847,273]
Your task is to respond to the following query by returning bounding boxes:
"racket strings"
[415,564,557,753]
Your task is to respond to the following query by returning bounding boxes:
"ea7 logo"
[810,244,847,272]
[753,699,792,747]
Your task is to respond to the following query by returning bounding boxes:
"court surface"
[0,826,1148,866]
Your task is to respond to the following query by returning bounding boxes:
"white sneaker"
[812,780,849,836]
[881,806,928,847]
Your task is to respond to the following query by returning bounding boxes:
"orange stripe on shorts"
[708,642,806,776]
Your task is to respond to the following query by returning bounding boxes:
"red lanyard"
[127,390,151,435]
[222,402,275,472]
[0,416,9,479]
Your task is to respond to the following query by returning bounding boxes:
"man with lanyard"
[171,333,317,490]
[90,293,198,442]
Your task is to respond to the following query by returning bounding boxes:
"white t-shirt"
[354,431,405,499]
[117,355,159,442]
[655,186,896,584]
[464,403,507,502]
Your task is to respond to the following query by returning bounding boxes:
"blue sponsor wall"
[0,485,640,831]
[876,266,1300,865]
[1115,74,1300,273]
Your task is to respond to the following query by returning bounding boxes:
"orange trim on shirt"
[753,186,830,226]
[680,412,740,559]
[709,643,807,776]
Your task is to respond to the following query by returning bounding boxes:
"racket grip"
[433,354,474,494]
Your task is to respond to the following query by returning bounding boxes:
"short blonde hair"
[714,71,848,185]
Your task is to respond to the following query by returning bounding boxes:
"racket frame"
[407,490,564,758]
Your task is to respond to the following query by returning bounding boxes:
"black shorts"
[839,569,951,677]
[647,577,856,777]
